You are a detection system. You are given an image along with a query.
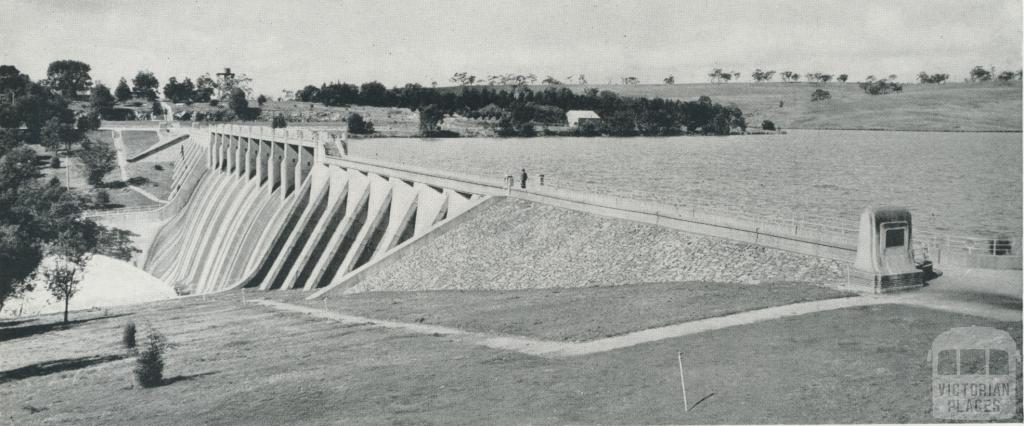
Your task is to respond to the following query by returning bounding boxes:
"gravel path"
[349,198,847,293]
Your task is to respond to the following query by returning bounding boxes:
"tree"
[193,74,216,102]
[780,71,794,82]
[621,76,639,85]
[77,111,101,131]
[41,117,78,153]
[271,114,287,128]
[90,83,116,113]
[0,65,31,94]
[135,328,166,387]
[761,119,776,131]
[810,89,831,101]
[708,68,724,83]
[45,224,96,323]
[114,78,132,102]
[542,76,562,85]
[46,60,92,97]
[346,113,374,134]
[296,85,320,102]
[918,72,949,84]
[450,72,476,86]
[418,104,445,135]
[257,94,267,106]
[228,87,248,115]
[163,77,195,103]
[359,81,387,105]
[663,75,675,84]
[997,71,1016,81]
[132,71,160,101]
[0,223,42,315]
[78,137,116,185]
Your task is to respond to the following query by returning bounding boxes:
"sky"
[1,0,1021,96]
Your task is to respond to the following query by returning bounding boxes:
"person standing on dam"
[520,168,528,189]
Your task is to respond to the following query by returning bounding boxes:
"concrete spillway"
[144,125,490,295]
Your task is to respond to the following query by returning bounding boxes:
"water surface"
[348,130,1022,237]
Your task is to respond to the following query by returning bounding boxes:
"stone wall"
[348,198,847,293]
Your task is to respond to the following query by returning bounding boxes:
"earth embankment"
[347,198,846,293]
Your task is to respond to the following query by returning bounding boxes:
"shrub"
[346,113,373,134]
[95,189,110,206]
[134,328,165,388]
[123,321,137,350]
[810,89,831,102]
[49,156,60,168]
[271,114,288,129]
[208,99,219,107]
[154,164,163,171]
[761,120,777,131]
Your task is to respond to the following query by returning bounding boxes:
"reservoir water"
[348,130,1022,238]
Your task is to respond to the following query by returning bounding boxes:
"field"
[565,81,1023,132]
[0,285,1019,424]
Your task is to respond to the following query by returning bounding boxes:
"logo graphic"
[930,326,1019,420]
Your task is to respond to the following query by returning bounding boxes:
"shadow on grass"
[127,176,150,186]
[0,318,35,328]
[0,353,128,384]
[162,371,217,386]
[0,313,132,343]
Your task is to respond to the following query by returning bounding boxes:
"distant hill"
[571,82,1023,132]
[452,82,1021,132]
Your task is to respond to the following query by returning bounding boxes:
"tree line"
[296,81,747,136]
[0,63,138,322]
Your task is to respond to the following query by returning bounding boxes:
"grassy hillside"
[566,81,1022,131]
[0,289,1019,424]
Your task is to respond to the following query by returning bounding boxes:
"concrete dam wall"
[142,124,1017,297]
[144,125,488,294]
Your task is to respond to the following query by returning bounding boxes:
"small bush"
[95,189,111,206]
[271,114,288,129]
[762,120,777,131]
[49,156,61,168]
[208,99,219,107]
[346,113,374,134]
[123,321,137,350]
[134,329,165,388]
[153,164,164,171]
[810,89,831,102]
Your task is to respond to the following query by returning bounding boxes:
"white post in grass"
[678,352,689,412]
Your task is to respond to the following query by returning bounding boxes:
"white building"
[566,110,600,127]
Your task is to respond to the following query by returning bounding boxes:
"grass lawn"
[0,291,1018,424]
[120,131,160,158]
[294,281,853,341]
[124,161,176,200]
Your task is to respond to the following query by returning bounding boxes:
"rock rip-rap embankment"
[348,198,846,292]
